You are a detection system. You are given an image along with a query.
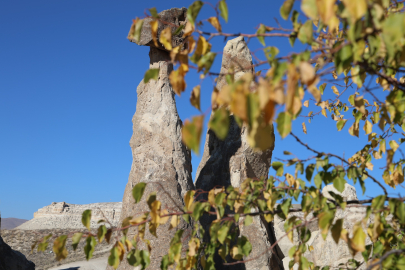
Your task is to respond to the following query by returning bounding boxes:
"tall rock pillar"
[116,8,195,270]
[195,37,283,270]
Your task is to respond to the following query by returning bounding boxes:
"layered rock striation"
[195,36,279,270]
[16,202,122,230]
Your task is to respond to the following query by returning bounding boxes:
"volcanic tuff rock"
[274,183,372,270]
[2,228,112,270]
[16,202,122,230]
[115,9,195,268]
[128,7,187,51]
[195,36,279,270]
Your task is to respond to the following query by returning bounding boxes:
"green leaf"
[281,198,292,217]
[272,161,284,176]
[149,7,159,18]
[305,164,315,181]
[314,173,322,189]
[53,235,68,261]
[97,225,107,243]
[264,46,279,63]
[219,0,228,22]
[192,202,205,221]
[132,182,147,203]
[209,107,230,140]
[72,233,82,251]
[198,52,216,74]
[280,0,295,20]
[318,211,334,240]
[256,24,266,46]
[331,219,343,244]
[336,120,347,131]
[298,20,313,44]
[277,112,292,138]
[82,209,92,230]
[333,177,346,193]
[108,247,120,269]
[237,236,252,256]
[301,0,318,19]
[139,250,151,269]
[217,223,230,244]
[143,69,159,83]
[187,1,204,26]
[84,236,96,261]
[244,215,253,226]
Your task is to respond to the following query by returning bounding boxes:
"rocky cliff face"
[195,36,278,270]
[274,184,373,270]
[16,202,122,230]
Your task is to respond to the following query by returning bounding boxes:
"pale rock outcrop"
[115,8,194,270]
[16,202,122,230]
[274,184,371,270]
[195,36,279,270]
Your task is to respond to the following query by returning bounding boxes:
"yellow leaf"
[363,120,372,135]
[190,85,201,111]
[188,36,196,54]
[207,17,222,32]
[349,223,366,255]
[183,21,194,37]
[342,0,367,21]
[322,108,327,117]
[159,27,172,51]
[150,20,158,47]
[188,238,200,257]
[286,173,296,186]
[195,36,209,56]
[390,140,399,152]
[184,190,196,211]
[169,64,187,96]
[302,122,307,134]
[169,215,180,230]
[129,214,148,225]
[286,64,299,114]
[303,100,309,107]
[299,62,318,86]
[182,115,204,154]
[150,200,161,225]
[332,86,339,95]
[308,85,321,103]
[159,209,169,225]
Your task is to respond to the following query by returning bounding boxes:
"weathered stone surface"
[274,184,372,270]
[0,234,35,270]
[16,202,122,230]
[114,46,194,270]
[128,7,187,51]
[195,36,279,270]
[1,228,112,270]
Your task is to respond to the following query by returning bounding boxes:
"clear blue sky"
[1,0,403,220]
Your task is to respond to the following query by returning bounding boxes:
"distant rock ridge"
[16,202,122,230]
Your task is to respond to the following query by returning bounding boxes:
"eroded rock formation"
[195,36,279,270]
[16,202,122,230]
[274,184,372,270]
[115,7,194,270]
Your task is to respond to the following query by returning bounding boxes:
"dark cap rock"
[128,7,187,51]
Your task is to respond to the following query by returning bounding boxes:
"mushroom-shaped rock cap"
[128,7,187,51]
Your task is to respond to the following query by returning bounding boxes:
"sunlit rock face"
[274,184,373,270]
[16,202,122,230]
[116,8,195,268]
[195,36,279,270]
